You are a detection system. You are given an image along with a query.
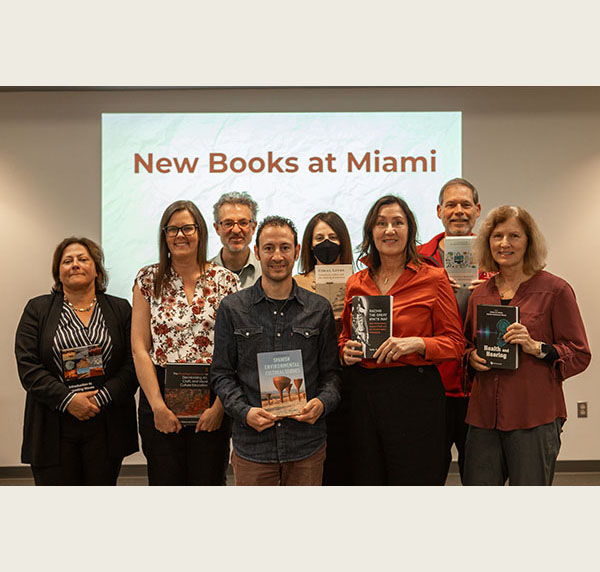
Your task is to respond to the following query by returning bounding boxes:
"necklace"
[497,276,525,298]
[65,297,96,312]
[379,269,401,285]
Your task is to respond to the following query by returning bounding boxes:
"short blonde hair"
[474,205,547,274]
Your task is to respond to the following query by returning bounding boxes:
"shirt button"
[276,332,281,337]
[245,332,249,337]
[305,332,309,336]
[277,422,281,427]
[280,312,284,316]
[273,311,277,315]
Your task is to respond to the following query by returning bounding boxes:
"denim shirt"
[211,278,341,463]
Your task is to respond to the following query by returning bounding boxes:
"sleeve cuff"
[95,387,112,408]
[58,392,77,413]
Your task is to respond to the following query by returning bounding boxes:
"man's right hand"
[66,390,100,421]
[246,407,277,432]
[153,403,182,434]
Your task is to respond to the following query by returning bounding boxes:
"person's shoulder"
[530,270,572,292]
[417,232,444,256]
[25,292,56,310]
[99,292,131,309]
[206,261,240,285]
[136,263,158,280]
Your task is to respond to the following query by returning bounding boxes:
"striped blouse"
[52,300,113,413]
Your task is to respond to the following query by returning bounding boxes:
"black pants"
[322,366,355,485]
[463,419,563,486]
[32,412,122,486]
[138,367,232,486]
[442,396,470,484]
[351,365,446,485]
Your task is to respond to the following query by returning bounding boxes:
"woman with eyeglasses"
[131,200,240,485]
[339,195,465,485]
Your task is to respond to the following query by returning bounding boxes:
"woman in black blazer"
[15,237,139,485]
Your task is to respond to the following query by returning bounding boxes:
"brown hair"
[255,215,298,248]
[359,195,421,270]
[154,200,208,298]
[299,212,354,273]
[474,205,547,274]
[52,237,108,293]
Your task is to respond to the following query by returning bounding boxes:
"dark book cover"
[257,349,306,417]
[352,295,393,359]
[164,363,210,426]
[61,344,104,392]
[476,304,520,369]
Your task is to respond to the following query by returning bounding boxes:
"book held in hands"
[476,304,520,369]
[351,295,392,359]
[164,363,210,426]
[314,263,353,316]
[257,349,306,417]
[61,344,104,392]
[444,236,478,288]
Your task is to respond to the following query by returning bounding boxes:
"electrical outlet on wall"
[577,401,588,418]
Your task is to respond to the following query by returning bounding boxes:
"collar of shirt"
[248,277,306,308]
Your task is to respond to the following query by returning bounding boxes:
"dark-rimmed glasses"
[163,224,198,237]
[217,219,254,231]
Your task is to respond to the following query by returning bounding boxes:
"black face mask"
[313,239,341,265]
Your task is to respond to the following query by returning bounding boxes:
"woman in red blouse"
[339,195,464,485]
[464,206,591,485]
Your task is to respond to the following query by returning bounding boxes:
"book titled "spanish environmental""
[257,349,306,417]
[476,304,520,369]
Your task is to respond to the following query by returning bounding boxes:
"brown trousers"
[231,443,326,486]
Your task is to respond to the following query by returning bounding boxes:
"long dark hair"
[52,236,108,293]
[154,200,208,298]
[299,212,354,273]
[359,195,420,270]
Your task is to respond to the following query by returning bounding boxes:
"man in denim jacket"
[211,216,341,485]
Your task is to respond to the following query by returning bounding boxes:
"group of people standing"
[14,180,591,486]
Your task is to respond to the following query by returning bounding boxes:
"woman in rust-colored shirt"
[339,195,464,485]
[464,206,591,485]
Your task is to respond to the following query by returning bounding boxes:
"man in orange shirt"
[418,178,485,483]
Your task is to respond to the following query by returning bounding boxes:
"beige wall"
[1,87,597,466]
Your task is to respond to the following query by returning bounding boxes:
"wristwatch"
[537,342,550,359]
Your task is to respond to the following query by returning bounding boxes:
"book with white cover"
[444,236,478,288]
[314,264,353,316]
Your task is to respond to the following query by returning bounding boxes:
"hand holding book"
[246,407,277,432]
[153,403,182,434]
[502,322,539,355]
[195,398,224,433]
[342,339,363,365]
[373,336,426,364]
[293,398,324,425]
[66,389,100,421]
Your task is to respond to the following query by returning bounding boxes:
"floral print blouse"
[135,263,240,366]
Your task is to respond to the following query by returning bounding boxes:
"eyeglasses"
[217,219,254,231]
[163,224,198,237]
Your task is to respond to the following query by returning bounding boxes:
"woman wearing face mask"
[295,212,354,485]
[294,211,354,323]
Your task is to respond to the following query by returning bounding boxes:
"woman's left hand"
[195,402,224,433]
[503,323,539,355]
[373,336,426,364]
